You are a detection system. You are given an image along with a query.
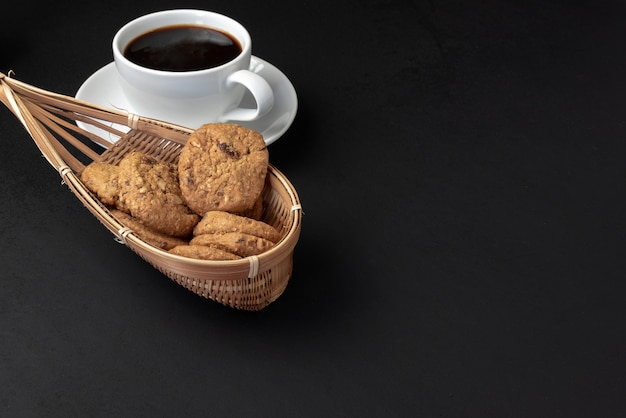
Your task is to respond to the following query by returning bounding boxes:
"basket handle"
[1,72,71,173]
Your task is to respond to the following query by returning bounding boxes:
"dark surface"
[1,1,625,416]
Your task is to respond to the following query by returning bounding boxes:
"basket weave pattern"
[0,72,302,310]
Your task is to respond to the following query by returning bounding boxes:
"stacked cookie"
[171,211,282,260]
[80,123,282,260]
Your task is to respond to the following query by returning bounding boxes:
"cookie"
[234,193,264,220]
[169,245,241,261]
[118,152,200,237]
[81,162,124,209]
[190,232,274,257]
[178,123,269,215]
[193,211,282,243]
[110,209,188,250]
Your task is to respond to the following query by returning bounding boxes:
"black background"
[1,0,625,416]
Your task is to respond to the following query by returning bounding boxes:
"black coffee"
[124,24,242,71]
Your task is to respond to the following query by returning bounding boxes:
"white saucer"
[75,56,297,145]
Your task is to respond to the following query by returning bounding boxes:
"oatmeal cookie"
[169,244,241,261]
[118,152,200,237]
[178,123,269,215]
[110,209,188,250]
[234,193,264,220]
[190,232,274,257]
[81,162,124,209]
[193,211,282,243]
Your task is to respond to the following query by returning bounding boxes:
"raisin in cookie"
[178,124,268,215]
[118,152,199,237]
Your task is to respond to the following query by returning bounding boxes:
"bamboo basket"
[0,72,302,311]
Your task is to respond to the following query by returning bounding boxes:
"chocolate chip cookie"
[81,162,124,209]
[118,152,200,237]
[190,232,274,257]
[234,193,264,220]
[193,211,282,243]
[169,244,241,261]
[178,123,269,215]
[110,209,188,250]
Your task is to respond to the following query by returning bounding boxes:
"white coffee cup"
[112,9,274,128]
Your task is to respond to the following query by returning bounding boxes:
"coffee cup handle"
[220,70,274,122]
